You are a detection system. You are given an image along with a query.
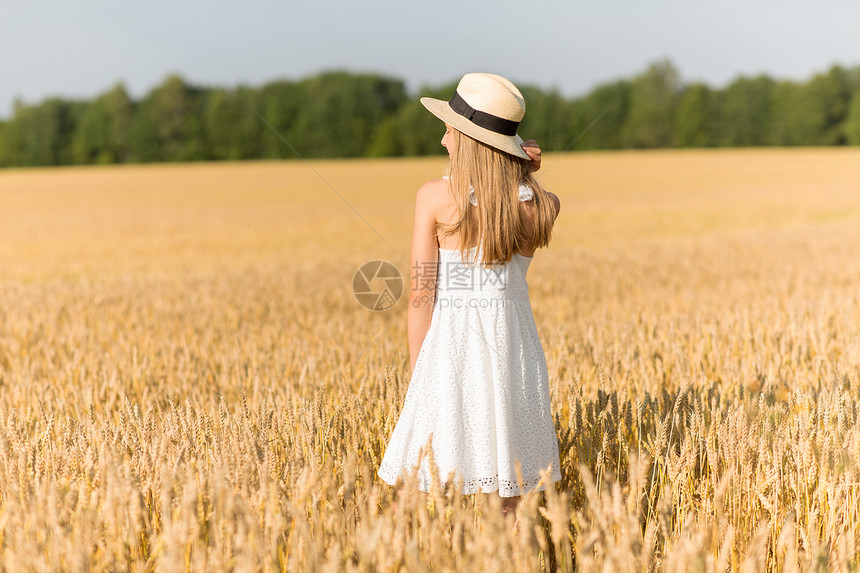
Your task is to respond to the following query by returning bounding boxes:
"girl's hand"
[521,139,542,172]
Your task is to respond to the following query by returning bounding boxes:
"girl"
[377,73,562,515]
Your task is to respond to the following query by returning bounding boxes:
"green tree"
[137,74,207,161]
[367,81,456,157]
[622,60,680,148]
[517,86,572,153]
[845,94,860,145]
[288,71,407,158]
[70,99,108,164]
[564,80,631,151]
[257,80,305,159]
[0,120,10,166]
[768,67,851,146]
[127,99,162,163]
[70,83,133,164]
[674,83,716,147]
[104,83,133,162]
[806,66,851,145]
[717,75,775,146]
[3,98,79,166]
[769,81,809,145]
[204,86,262,160]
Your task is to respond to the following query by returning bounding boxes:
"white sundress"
[376,183,562,497]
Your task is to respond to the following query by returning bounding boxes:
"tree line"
[2,60,860,168]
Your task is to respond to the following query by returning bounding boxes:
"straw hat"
[420,73,530,160]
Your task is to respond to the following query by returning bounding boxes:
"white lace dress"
[377,184,562,497]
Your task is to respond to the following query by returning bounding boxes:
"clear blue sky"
[2,0,859,118]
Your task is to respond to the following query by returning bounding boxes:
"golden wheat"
[0,149,858,571]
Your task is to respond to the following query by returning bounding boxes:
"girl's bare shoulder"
[415,178,453,215]
[416,177,449,199]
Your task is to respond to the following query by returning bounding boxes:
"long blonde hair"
[438,129,556,265]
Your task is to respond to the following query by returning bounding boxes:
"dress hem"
[377,467,562,498]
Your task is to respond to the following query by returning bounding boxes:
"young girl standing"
[377,73,562,513]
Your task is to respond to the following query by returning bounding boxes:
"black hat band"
[449,92,520,136]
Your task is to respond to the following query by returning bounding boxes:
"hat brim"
[420,97,531,160]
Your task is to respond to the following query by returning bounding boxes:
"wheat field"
[0,149,859,571]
